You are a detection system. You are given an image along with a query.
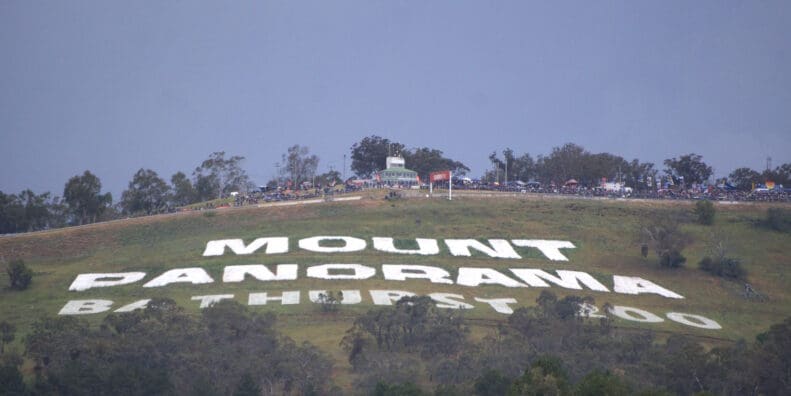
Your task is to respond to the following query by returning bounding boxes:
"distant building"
[377,156,419,186]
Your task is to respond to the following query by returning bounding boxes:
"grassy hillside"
[2,192,790,386]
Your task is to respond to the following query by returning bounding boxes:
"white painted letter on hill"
[445,239,522,259]
[203,237,288,256]
[511,240,575,261]
[612,276,684,299]
[59,300,114,315]
[457,267,526,288]
[298,236,367,253]
[69,272,146,291]
[370,290,416,305]
[143,268,214,288]
[307,264,376,280]
[382,264,453,284]
[223,264,298,283]
[372,237,440,255]
[509,269,609,292]
[430,293,474,310]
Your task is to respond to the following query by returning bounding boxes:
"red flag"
[430,170,451,182]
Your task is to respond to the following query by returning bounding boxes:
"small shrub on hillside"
[659,250,686,268]
[5,260,32,290]
[640,214,690,269]
[508,355,571,396]
[694,200,716,225]
[698,257,715,273]
[316,291,342,313]
[474,370,512,396]
[699,256,746,279]
[574,370,632,396]
[766,208,791,233]
[0,321,16,354]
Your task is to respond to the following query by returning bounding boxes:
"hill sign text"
[59,236,722,330]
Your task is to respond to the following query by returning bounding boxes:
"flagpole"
[449,171,452,201]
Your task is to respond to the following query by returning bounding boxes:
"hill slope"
[2,192,790,385]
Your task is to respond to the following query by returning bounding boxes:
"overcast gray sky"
[2,1,790,197]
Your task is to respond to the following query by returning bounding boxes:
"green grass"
[2,192,790,383]
[178,196,235,210]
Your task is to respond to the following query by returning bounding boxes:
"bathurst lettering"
[58,291,721,330]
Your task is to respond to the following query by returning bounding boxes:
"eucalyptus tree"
[63,170,112,225]
[120,169,171,215]
[193,152,253,200]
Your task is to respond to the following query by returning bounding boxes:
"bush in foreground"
[5,260,32,290]
[640,214,690,268]
[25,299,334,395]
[694,200,716,225]
[659,250,687,268]
[699,256,746,279]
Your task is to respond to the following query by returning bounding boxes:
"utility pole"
[505,156,508,186]
[343,154,346,181]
